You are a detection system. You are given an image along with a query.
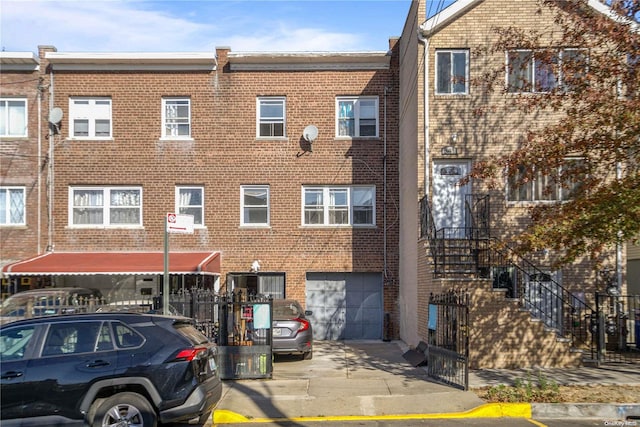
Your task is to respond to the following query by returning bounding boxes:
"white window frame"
[68,186,142,228]
[162,97,191,139]
[240,185,270,227]
[506,48,587,93]
[0,98,28,137]
[302,186,375,227]
[435,49,469,95]
[175,186,204,227]
[0,186,26,226]
[257,97,286,138]
[336,96,379,138]
[68,97,112,139]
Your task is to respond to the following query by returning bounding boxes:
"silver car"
[272,299,313,360]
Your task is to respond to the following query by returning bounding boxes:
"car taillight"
[295,318,310,332]
[174,347,207,362]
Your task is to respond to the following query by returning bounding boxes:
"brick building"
[1,42,401,341]
[398,0,634,369]
[0,52,46,294]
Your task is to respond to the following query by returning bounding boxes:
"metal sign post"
[163,213,195,315]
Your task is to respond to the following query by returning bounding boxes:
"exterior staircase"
[420,194,594,368]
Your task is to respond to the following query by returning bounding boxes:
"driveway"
[213,340,485,420]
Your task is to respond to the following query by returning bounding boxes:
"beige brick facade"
[399,0,622,368]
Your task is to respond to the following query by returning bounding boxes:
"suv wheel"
[89,392,157,427]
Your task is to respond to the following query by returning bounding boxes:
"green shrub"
[480,371,560,403]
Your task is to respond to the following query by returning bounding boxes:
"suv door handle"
[86,360,110,368]
[1,371,24,379]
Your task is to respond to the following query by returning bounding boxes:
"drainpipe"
[616,160,623,291]
[383,86,389,282]
[47,72,55,252]
[417,30,430,197]
[37,80,43,254]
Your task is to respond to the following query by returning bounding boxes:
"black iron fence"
[427,289,470,390]
[591,293,640,364]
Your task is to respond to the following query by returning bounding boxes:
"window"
[507,49,587,93]
[436,50,469,94]
[507,159,585,202]
[162,98,191,138]
[336,97,378,138]
[69,186,142,227]
[257,97,285,137]
[42,322,102,356]
[69,97,111,139]
[0,325,35,361]
[303,186,375,226]
[176,186,204,226]
[241,185,269,226]
[0,99,27,137]
[227,273,285,299]
[0,187,25,225]
[114,323,144,348]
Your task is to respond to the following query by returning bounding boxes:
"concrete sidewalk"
[210,340,640,424]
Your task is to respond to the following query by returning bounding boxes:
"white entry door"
[432,160,471,238]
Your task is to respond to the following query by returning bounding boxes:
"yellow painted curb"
[213,403,533,424]
[213,409,251,424]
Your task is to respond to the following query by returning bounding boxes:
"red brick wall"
[0,57,45,269]
[41,43,401,335]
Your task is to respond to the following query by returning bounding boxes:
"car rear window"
[273,301,301,319]
[174,323,209,345]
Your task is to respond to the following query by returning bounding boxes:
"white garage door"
[305,272,383,340]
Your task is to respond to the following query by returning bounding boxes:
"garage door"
[306,272,383,340]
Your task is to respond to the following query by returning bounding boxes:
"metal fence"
[427,289,470,390]
[591,293,640,364]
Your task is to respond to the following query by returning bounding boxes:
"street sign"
[167,213,194,234]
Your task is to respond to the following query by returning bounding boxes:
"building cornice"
[45,52,217,71]
[0,52,40,72]
[227,51,391,71]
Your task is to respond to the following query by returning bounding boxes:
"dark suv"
[0,312,222,426]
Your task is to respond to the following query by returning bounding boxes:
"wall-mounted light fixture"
[441,132,458,156]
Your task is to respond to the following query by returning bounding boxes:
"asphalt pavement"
[209,340,640,425]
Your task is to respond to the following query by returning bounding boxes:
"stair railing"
[483,239,594,346]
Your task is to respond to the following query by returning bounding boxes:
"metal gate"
[427,289,470,390]
[169,290,274,379]
[591,293,640,364]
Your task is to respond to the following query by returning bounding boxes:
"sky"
[0,0,454,54]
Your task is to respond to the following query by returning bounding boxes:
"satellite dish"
[303,125,318,143]
[48,107,63,125]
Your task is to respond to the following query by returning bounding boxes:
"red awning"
[1,252,220,276]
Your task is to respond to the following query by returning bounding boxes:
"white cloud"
[1,1,215,52]
[1,0,372,53]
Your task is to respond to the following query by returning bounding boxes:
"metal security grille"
[427,289,470,390]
